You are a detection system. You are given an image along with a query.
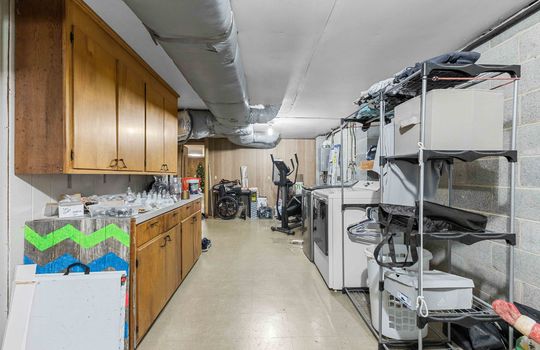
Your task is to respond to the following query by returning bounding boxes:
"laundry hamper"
[365,245,432,340]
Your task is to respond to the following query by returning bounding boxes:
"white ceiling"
[85,0,530,138]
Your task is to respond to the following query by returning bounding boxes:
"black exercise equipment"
[270,154,302,235]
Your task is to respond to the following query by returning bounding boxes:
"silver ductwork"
[123,0,281,147]
[187,110,280,149]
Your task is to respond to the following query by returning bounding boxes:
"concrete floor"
[138,218,377,350]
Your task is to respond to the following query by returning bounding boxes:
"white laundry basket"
[365,244,432,340]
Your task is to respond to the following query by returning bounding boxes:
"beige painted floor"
[138,218,378,350]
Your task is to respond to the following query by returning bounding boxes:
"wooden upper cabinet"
[146,82,178,174]
[14,0,179,175]
[118,61,146,172]
[163,94,179,174]
[72,25,118,170]
[145,83,165,173]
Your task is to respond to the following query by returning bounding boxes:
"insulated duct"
[123,0,281,147]
[188,110,281,149]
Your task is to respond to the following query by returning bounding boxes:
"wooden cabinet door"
[163,94,178,174]
[136,234,167,340]
[72,26,118,170]
[193,212,202,260]
[117,61,145,172]
[174,224,183,284]
[164,226,181,295]
[145,83,164,173]
[181,218,194,279]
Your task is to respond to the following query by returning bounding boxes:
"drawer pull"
[149,221,159,228]
[172,213,178,217]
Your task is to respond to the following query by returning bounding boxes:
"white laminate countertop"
[133,194,203,224]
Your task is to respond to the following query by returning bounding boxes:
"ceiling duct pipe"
[188,110,281,149]
[123,0,281,147]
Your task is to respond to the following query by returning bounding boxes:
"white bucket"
[365,244,432,340]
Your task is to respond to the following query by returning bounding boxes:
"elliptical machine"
[270,154,302,235]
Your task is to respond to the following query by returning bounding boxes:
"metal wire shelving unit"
[340,62,521,350]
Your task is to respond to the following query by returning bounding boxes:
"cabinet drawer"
[164,208,181,231]
[180,202,194,219]
[193,199,201,213]
[136,217,163,247]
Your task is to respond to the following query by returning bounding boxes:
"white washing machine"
[313,181,379,290]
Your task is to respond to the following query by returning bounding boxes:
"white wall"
[0,0,151,341]
[0,0,10,342]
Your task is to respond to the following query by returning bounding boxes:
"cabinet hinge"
[70,31,74,44]
[135,259,139,268]
[70,150,74,161]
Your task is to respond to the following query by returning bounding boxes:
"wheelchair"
[212,179,242,220]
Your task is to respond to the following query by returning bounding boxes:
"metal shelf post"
[417,63,428,349]
[508,78,519,350]
[378,92,385,348]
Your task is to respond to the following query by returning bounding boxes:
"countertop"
[133,194,203,224]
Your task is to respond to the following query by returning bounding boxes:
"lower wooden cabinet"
[181,217,194,280]
[134,199,202,346]
[164,226,181,297]
[194,212,202,261]
[135,234,167,339]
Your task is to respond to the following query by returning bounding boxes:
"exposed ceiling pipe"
[123,0,281,147]
[188,110,280,149]
[461,0,540,51]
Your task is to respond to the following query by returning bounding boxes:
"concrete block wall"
[434,10,540,310]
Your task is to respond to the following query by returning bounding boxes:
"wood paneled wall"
[184,158,203,178]
[207,138,316,211]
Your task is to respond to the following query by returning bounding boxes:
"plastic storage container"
[384,270,474,311]
[365,245,432,340]
[393,89,504,156]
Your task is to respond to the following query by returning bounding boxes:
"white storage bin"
[365,245,432,340]
[394,89,504,155]
[385,270,474,311]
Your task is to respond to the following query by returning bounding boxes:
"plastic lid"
[386,270,474,289]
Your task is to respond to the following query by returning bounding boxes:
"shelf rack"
[340,62,521,350]
[350,63,521,124]
[345,288,459,350]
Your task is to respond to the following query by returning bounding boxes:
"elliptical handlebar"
[293,153,299,183]
[288,158,295,176]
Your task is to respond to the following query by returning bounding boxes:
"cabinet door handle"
[109,159,118,168]
[166,235,172,242]
[160,164,165,171]
[164,163,169,171]
[160,236,167,247]
[119,159,127,169]
[192,216,196,223]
